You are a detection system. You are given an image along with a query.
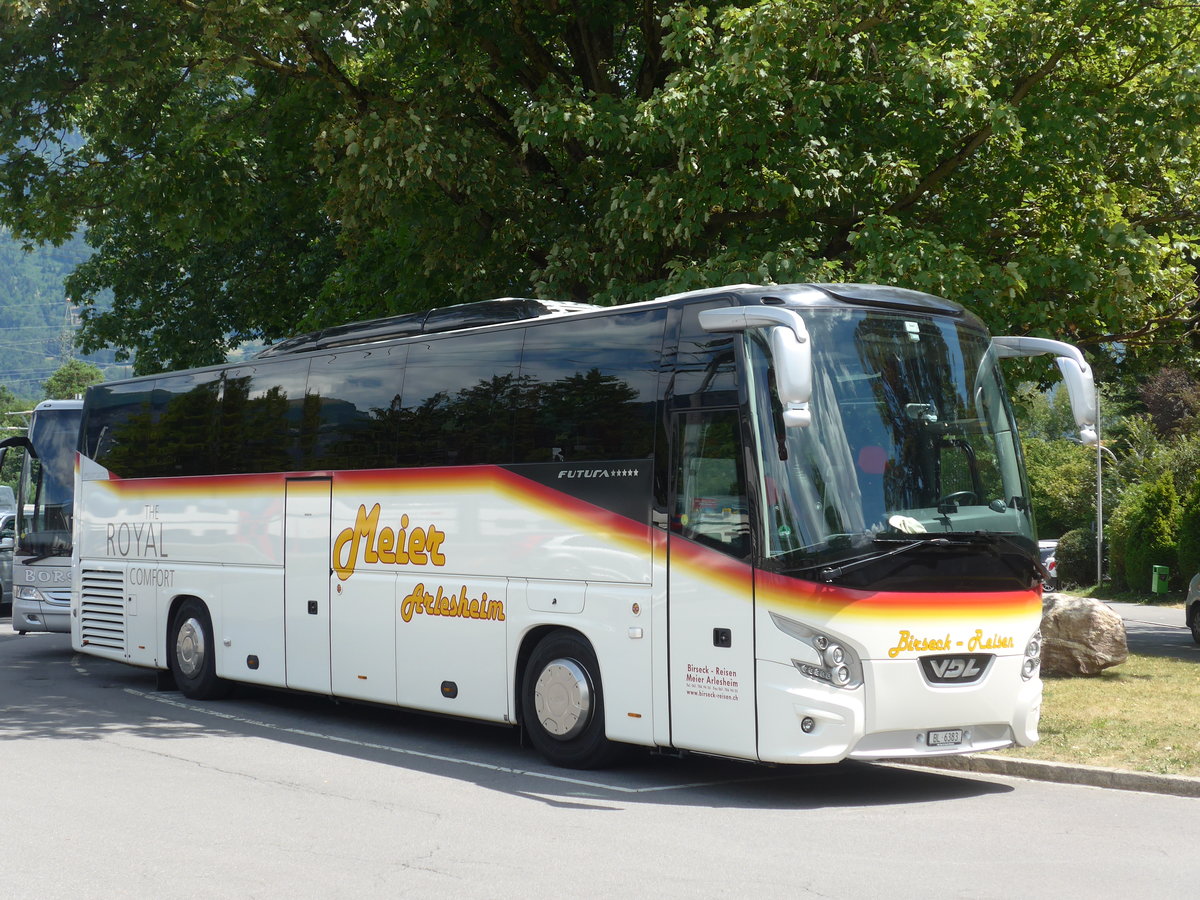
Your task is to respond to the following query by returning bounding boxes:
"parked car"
[1038,539,1058,592]
[1186,574,1200,645]
[0,512,14,610]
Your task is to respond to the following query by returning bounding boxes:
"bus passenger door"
[667,409,758,759]
[284,478,332,694]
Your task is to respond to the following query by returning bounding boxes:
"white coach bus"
[71,284,1096,768]
[0,399,84,634]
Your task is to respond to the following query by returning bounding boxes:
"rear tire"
[1190,607,1200,646]
[169,599,232,700]
[522,631,621,769]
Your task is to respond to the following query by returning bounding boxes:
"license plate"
[927,729,964,748]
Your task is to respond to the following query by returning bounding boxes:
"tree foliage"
[1116,472,1180,592]
[3,2,1200,373]
[42,359,104,399]
[1177,476,1200,580]
[1054,526,1097,590]
[1021,436,1102,537]
[1138,367,1200,438]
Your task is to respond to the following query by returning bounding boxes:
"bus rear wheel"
[522,631,620,769]
[169,599,232,700]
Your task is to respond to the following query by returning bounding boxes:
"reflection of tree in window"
[221,377,293,474]
[309,392,402,469]
[522,369,642,462]
[90,389,155,477]
[154,379,221,476]
[398,373,521,467]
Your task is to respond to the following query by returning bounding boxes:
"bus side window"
[674,409,751,559]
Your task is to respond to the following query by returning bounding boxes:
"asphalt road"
[2,615,1199,898]
[1103,600,1199,659]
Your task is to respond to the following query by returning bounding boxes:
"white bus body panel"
[73,455,1041,764]
[74,460,658,744]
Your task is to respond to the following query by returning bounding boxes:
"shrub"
[1107,481,1151,590]
[1123,473,1181,593]
[1177,478,1200,580]
[1055,527,1097,589]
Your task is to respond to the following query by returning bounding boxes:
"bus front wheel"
[522,631,620,769]
[169,599,232,700]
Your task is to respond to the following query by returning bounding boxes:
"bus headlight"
[15,585,46,603]
[831,664,853,686]
[1021,631,1042,681]
[771,612,864,690]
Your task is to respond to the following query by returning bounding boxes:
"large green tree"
[42,358,103,399]
[3,1,1200,373]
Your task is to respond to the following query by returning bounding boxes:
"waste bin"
[1151,565,1169,594]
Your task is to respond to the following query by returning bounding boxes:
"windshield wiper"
[814,536,955,583]
[782,536,955,583]
[798,531,1045,584]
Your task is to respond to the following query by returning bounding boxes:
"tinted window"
[220,360,311,474]
[674,409,750,559]
[515,309,665,462]
[151,371,223,476]
[671,300,738,407]
[398,330,524,467]
[306,347,406,470]
[83,381,158,476]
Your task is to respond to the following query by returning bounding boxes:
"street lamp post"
[1096,422,1103,586]
[1093,422,1117,587]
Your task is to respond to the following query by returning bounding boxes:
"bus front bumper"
[12,587,71,634]
[755,657,1042,765]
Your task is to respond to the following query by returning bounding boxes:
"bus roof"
[97,282,978,391]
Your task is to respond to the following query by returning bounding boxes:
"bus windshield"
[747,308,1033,580]
[18,405,83,558]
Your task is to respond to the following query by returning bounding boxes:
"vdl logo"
[919,653,993,685]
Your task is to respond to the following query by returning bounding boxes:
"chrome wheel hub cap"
[176,617,205,678]
[533,658,591,739]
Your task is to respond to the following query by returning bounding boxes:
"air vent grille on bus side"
[80,569,127,651]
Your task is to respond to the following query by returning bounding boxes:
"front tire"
[522,631,620,769]
[169,599,232,700]
[1190,607,1200,646]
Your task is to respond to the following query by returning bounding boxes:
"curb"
[892,753,1200,798]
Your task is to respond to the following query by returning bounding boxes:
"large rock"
[1040,595,1128,676]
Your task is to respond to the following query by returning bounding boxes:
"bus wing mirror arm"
[0,436,36,471]
[993,336,1098,445]
[698,307,812,427]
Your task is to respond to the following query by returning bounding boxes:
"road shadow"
[0,634,1014,811]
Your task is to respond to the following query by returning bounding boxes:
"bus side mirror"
[769,325,812,427]
[993,336,1098,445]
[698,306,813,428]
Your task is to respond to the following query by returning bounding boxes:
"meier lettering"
[333,503,447,581]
